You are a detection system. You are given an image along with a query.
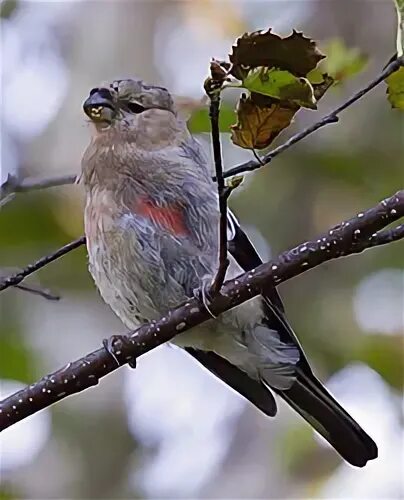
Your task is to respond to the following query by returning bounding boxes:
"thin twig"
[0,174,77,207]
[208,91,229,294]
[15,284,60,301]
[223,56,404,179]
[355,223,404,252]
[0,190,402,431]
[0,237,86,292]
[14,174,77,192]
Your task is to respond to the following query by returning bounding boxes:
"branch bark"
[1,190,403,431]
[14,284,60,301]
[0,174,77,207]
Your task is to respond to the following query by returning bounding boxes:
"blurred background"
[0,0,403,498]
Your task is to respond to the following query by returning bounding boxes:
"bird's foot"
[103,334,137,368]
[193,275,217,319]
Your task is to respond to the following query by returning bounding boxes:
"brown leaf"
[230,29,325,79]
[231,94,298,149]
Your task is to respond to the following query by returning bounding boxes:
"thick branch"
[1,190,403,431]
[0,237,86,292]
[223,56,404,179]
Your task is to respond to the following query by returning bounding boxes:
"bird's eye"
[126,101,146,114]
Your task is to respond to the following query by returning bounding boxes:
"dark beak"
[83,88,116,123]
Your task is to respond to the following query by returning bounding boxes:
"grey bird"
[81,78,378,467]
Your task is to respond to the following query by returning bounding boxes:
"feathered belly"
[84,199,200,329]
[84,200,289,383]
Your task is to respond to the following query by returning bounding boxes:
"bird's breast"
[84,189,154,325]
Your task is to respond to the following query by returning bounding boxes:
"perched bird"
[81,78,377,467]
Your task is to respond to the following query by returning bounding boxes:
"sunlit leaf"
[231,94,297,149]
[230,75,333,150]
[241,67,316,109]
[224,28,333,150]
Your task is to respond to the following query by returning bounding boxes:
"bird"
[81,78,377,467]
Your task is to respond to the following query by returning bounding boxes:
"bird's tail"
[275,368,378,467]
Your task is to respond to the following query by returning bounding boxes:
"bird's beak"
[83,89,116,124]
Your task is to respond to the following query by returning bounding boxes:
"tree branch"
[0,268,60,300]
[368,223,404,247]
[0,174,77,207]
[0,237,86,292]
[1,190,403,431]
[223,56,404,179]
[14,284,60,301]
[208,91,229,294]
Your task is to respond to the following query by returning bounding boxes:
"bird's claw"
[103,334,137,369]
[193,276,217,319]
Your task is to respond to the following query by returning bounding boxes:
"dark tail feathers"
[275,369,378,467]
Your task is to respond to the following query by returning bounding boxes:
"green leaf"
[386,66,404,109]
[308,39,367,84]
[241,67,316,109]
[188,104,236,134]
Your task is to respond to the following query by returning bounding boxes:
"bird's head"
[83,78,185,147]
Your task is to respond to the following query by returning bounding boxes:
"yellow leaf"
[386,66,404,109]
[231,95,297,149]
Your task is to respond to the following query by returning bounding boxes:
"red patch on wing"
[135,198,189,236]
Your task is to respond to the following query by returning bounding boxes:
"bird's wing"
[226,210,377,467]
[227,210,285,312]
[227,210,310,366]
